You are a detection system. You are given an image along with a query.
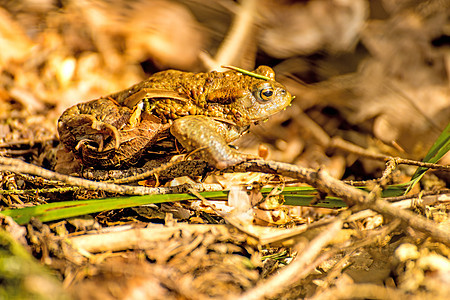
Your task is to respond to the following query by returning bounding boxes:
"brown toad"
[58,66,292,169]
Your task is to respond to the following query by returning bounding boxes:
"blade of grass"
[264,186,347,208]
[283,195,347,208]
[1,193,198,225]
[221,65,271,81]
[405,122,450,194]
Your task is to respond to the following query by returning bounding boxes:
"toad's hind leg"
[58,98,164,168]
[170,115,247,169]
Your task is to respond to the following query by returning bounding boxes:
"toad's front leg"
[170,115,250,169]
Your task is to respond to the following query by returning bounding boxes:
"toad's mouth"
[248,95,294,123]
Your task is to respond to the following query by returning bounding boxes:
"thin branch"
[330,137,450,171]
[0,157,222,195]
[236,217,344,300]
[392,157,450,170]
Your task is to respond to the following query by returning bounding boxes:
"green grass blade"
[405,122,450,194]
[283,195,347,208]
[1,193,198,225]
[221,65,271,81]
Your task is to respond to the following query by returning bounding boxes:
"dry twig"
[236,216,344,300]
[330,137,450,171]
[0,157,222,195]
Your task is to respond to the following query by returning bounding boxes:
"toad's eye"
[255,85,274,102]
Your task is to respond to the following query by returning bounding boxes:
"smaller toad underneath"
[58,66,292,169]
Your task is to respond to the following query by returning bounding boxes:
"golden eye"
[256,86,274,102]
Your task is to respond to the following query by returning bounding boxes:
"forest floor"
[0,1,449,299]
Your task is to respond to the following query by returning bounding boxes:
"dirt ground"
[0,0,449,299]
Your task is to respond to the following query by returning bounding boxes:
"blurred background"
[0,0,449,181]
